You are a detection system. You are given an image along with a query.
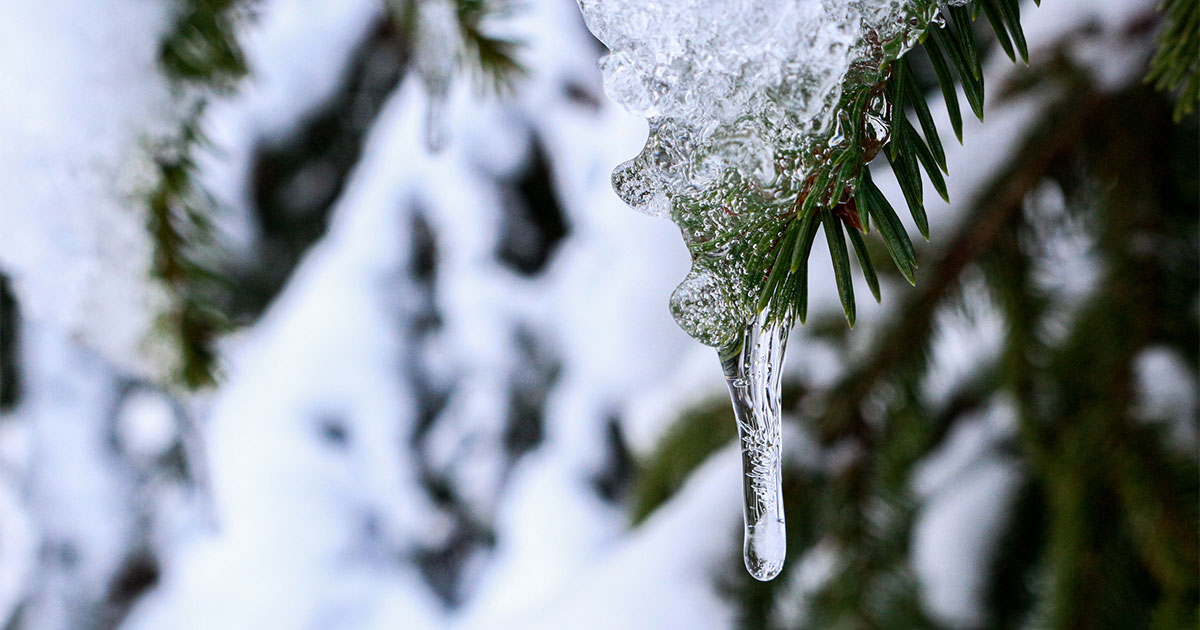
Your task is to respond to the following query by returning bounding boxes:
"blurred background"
[0,0,1196,628]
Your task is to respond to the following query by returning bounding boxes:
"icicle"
[720,308,787,581]
[423,93,449,153]
[414,0,456,153]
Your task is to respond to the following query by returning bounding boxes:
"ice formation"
[579,0,938,346]
[578,0,940,579]
[721,308,789,580]
[411,0,457,151]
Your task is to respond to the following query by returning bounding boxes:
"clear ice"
[577,0,939,579]
[412,0,457,152]
[721,308,788,581]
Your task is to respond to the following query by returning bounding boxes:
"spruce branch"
[388,0,526,93]
[145,108,228,388]
[751,0,1040,330]
[818,85,1098,445]
[159,0,251,93]
[455,0,526,92]
[1146,0,1199,121]
[147,0,253,387]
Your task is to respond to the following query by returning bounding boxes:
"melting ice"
[578,0,938,579]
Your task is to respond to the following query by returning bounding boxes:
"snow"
[115,389,179,460]
[9,325,144,629]
[0,0,177,380]
[469,447,742,630]
[0,0,1183,628]
[120,0,719,625]
[919,276,1005,408]
[909,400,1021,628]
[1132,346,1200,453]
[0,436,35,624]
[198,0,382,256]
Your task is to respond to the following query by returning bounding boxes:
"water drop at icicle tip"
[720,308,788,581]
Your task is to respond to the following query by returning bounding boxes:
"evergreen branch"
[818,88,1098,444]
[159,0,251,93]
[389,0,526,94]
[902,57,947,171]
[455,0,526,92]
[1014,86,1199,626]
[146,0,253,387]
[845,215,881,303]
[923,31,965,142]
[947,5,984,82]
[823,211,856,328]
[790,207,821,324]
[1145,0,1200,120]
[996,0,1029,63]
[858,169,917,286]
[145,111,227,388]
[752,0,1041,330]
[629,398,737,524]
[981,0,1018,63]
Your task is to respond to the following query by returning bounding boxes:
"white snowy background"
[0,0,1191,629]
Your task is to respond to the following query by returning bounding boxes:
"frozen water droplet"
[613,157,669,216]
[670,270,742,348]
[720,308,788,581]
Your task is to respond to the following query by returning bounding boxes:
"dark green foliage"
[924,31,965,142]
[0,274,19,410]
[454,0,526,91]
[761,0,1200,335]
[789,208,821,324]
[858,169,917,286]
[947,5,983,81]
[146,0,253,386]
[159,0,250,93]
[981,475,1046,630]
[846,223,881,303]
[759,0,1028,330]
[145,110,228,388]
[1146,0,1199,120]
[981,1,1018,63]
[933,15,985,120]
[994,0,1028,63]
[390,0,526,92]
[902,58,947,171]
[1001,87,1199,629]
[630,398,737,524]
[823,211,856,328]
